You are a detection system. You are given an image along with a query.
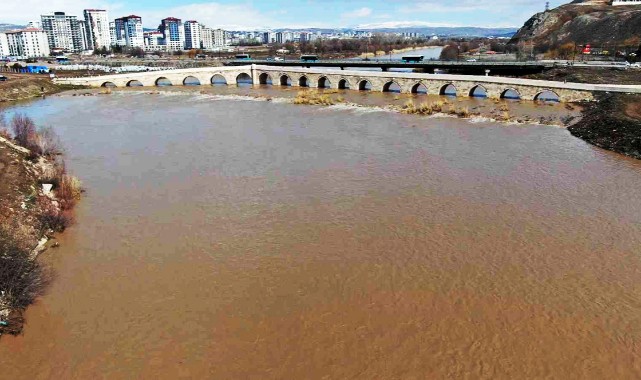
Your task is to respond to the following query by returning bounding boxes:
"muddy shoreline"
[568,93,641,160]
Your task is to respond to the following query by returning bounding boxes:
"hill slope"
[510,0,641,50]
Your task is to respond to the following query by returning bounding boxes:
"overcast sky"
[2,0,570,29]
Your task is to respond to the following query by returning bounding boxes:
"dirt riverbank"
[568,93,641,159]
[0,73,84,103]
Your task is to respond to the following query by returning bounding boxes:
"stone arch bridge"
[54,65,641,102]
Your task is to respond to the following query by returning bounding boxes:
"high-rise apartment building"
[83,9,111,50]
[114,15,144,48]
[159,17,184,51]
[0,33,9,57]
[144,31,164,51]
[41,12,86,52]
[200,26,213,50]
[184,20,201,50]
[4,28,50,57]
[109,22,116,47]
[213,29,227,48]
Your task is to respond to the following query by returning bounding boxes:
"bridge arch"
[211,74,227,85]
[258,72,273,85]
[534,90,560,102]
[338,78,351,89]
[440,83,457,96]
[126,80,143,87]
[155,77,172,86]
[383,80,402,93]
[501,88,521,100]
[280,74,292,86]
[317,76,331,89]
[469,85,488,98]
[358,79,372,91]
[101,81,116,88]
[298,75,309,87]
[411,82,428,94]
[183,76,201,86]
[236,73,253,86]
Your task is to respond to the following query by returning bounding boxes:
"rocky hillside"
[510,0,641,50]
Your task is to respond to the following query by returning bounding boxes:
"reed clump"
[293,91,341,106]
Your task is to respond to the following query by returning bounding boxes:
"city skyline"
[2,0,570,29]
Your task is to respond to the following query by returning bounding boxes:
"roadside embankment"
[0,74,85,103]
[568,93,641,160]
[0,113,82,336]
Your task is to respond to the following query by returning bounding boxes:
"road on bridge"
[226,59,553,75]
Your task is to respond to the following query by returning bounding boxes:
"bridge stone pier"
[54,64,641,102]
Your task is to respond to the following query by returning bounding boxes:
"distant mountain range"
[0,23,25,31]
[5,22,516,39]
[260,26,516,38]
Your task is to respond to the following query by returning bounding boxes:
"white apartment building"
[612,0,641,4]
[184,20,201,50]
[0,33,9,57]
[213,29,227,48]
[114,15,144,48]
[83,9,111,50]
[109,22,117,47]
[41,12,86,52]
[144,31,164,51]
[200,26,213,50]
[5,29,50,57]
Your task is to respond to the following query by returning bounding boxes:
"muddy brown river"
[1,89,641,379]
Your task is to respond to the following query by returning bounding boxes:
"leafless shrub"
[0,128,10,140]
[0,224,53,318]
[11,114,37,151]
[33,127,63,157]
[37,199,74,233]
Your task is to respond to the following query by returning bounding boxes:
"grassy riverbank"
[0,112,82,336]
[569,93,641,160]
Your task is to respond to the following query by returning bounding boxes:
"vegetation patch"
[0,111,82,336]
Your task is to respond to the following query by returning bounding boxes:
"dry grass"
[402,100,452,116]
[294,91,342,106]
[56,174,82,211]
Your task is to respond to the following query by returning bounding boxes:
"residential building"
[300,32,313,43]
[262,31,274,44]
[41,12,86,52]
[612,0,641,4]
[184,20,201,50]
[144,31,164,51]
[159,17,184,51]
[213,29,227,48]
[0,33,9,57]
[109,22,116,47]
[83,9,111,50]
[115,15,144,48]
[4,28,50,57]
[79,20,90,51]
[200,26,213,50]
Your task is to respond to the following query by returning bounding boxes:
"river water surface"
[1,90,641,379]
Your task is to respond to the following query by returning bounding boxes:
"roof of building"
[162,17,181,22]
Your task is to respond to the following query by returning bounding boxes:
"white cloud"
[1,0,123,24]
[341,7,373,18]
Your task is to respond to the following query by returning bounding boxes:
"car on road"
[466,59,477,62]
[631,63,641,68]
[0,75,8,82]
